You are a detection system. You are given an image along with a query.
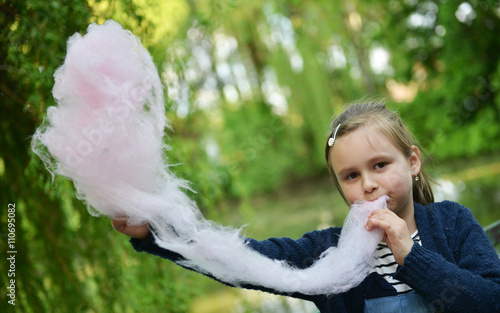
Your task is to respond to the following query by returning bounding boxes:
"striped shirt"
[370,230,421,294]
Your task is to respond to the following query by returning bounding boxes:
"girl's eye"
[346,173,359,180]
[375,162,386,170]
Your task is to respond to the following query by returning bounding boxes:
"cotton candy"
[32,20,386,295]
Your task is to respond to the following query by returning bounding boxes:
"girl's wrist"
[395,240,414,266]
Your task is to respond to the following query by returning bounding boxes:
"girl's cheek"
[345,187,361,204]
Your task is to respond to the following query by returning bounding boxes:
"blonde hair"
[324,101,434,206]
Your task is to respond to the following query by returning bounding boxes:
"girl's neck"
[399,205,417,233]
[406,217,418,234]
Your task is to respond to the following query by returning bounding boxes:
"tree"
[1,1,196,312]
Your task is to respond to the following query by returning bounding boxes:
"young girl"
[112,101,500,312]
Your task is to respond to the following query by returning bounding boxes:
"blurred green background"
[1,0,500,312]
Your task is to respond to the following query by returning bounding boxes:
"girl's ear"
[409,145,421,175]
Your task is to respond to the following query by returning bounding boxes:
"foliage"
[2,0,500,312]
[0,1,195,312]
[370,0,500,159]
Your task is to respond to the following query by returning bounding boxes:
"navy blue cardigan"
[131,201,500,312]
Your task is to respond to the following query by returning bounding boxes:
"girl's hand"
[111,219,151,240]
[365,209,414,266]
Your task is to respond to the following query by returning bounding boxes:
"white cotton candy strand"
[160,196,386,295]
[32,20,386,295]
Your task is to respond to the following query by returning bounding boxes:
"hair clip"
[328,124,341,147]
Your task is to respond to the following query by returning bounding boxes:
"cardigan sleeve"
[130,227,341,265]
[244,228,341,269]
[130,227,341,300]
[394,203,500,313]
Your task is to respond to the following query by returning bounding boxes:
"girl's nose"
[362,174,379,194]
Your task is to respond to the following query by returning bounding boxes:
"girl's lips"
[368,195,389,204]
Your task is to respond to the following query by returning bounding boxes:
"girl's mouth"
[368,195,389,205]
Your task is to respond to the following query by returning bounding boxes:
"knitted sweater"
[130,201,500,312]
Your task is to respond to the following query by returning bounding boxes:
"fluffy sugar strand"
[156,196,386,294]
[32,20,385,295]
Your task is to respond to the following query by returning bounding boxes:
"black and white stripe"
[370,230,421,294]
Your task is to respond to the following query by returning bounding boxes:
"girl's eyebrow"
[336,166,356,179]
[368,154,393,164]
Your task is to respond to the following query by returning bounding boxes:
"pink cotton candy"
[32,20,386,295]
[32,20,178,224]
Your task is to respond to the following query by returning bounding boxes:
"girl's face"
[329,125,421,219]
